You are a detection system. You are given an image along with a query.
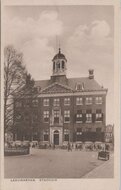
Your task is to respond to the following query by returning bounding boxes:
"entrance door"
[54,130,59,145]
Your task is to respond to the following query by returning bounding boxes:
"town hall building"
[14,48,108,145]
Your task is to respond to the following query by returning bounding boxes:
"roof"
[67,77,103,91]
[52,48,67,61]
[35,79,50,89]
[34,77,106,92]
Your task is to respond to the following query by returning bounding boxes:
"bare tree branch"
[4,45,35,134]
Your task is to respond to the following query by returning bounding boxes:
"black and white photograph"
[1,0,120,190]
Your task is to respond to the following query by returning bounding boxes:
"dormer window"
[37,86,41,92]
[76,83,81,91]
[76,83,84,91]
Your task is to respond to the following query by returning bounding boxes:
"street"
[4,148,114,178]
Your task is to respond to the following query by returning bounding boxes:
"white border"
[1,0,120,190]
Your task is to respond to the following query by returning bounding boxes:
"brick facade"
[13,49,107,145]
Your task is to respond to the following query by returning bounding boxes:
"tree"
[4,45,28,133]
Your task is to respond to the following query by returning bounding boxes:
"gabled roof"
[41,82,73,94]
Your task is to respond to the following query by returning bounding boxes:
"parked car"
[98,150,110,161]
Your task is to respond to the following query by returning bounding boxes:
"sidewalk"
[83,154,114,178]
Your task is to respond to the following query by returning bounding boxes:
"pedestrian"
[75,144,78,151]
[67,142,72,151]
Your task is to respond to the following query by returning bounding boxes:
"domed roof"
[52,48,67,61]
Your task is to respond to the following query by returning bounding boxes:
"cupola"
[52,48,67,76]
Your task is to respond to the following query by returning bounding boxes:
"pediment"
[41,82,73,94]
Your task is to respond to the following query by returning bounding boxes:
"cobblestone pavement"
[4,148,114,178]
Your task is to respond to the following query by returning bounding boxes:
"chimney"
[89,69,94,79]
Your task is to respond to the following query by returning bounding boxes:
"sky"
[3,5,114,125]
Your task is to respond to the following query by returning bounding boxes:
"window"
[96,109,102,122]
[86,97,92,105]
[86,110,92,123]
[76,110,82,123]
[54,110,59,123]
[76,83,81,91]
[62,61,65,69]
[76,83,84,91]
[15,101,22,108]
[76,128,82,141]
[64,110,70,123]
[43,130,49,141]
[64,129,69,141]
[43,99,49,106]
[57,62,60,69]
[76,128,82,134]
[53,98,60,106]
[37,86,41,92]
[76,97,83,105]
[53,62,55,70]
[32,99,38,107]
[64,98,70,106]
[95,97,102,104]
[43,111,49,123]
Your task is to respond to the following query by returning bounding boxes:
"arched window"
[54,130,59,134]
[62,61,65,69]
[57,63,60,69]
[53,62,55,70]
